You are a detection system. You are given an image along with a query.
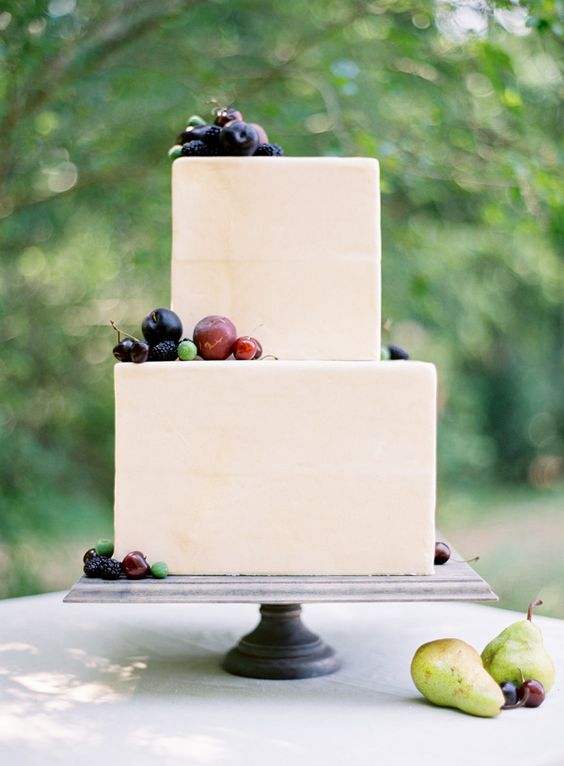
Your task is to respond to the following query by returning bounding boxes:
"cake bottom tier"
[114,360,436,575]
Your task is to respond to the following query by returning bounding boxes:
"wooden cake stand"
[65,545,496,681]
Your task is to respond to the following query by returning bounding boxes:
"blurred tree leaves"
[0,0,563,595]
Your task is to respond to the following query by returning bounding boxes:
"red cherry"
[130,341,150,364]
[434,541,451,565]
[519,679,545,708]
[233,336,259,360]
[215,108,244,127]
[122,551,149,579]
[193,315,237,360]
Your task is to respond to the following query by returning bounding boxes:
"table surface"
[0,593,562,766]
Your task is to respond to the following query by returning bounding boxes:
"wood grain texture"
[64,557,497,604]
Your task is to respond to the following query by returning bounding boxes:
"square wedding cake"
[112,119,436,576]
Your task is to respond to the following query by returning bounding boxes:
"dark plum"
[500,681,519,707]
[219,121,259,156]
[142,308,183,346]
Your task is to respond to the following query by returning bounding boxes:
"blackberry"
[84,555,103,577]
[201,124,221,144]
[180,140,211,157]
[149,339,179,361]
[254,143,285,157]
[177,124,221,147]
[97,557,122,580]
[388,344,410,360]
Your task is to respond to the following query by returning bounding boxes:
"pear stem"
[502,686,530,710]
[527,599,543,621]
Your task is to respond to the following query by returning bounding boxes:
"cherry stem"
[261,354,279,361]
[502,686,530,710]
[110,320,141,343]
[527,599,543,621]
[452,555,480,564]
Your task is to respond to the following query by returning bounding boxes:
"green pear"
[481,599,555,692]
[411,638,505,717]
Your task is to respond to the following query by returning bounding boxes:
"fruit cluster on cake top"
[168,104,285,160]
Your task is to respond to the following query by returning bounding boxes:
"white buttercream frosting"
[114,361,436,575]
[171,157,381,360]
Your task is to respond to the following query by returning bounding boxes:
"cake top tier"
[171,156,381,361]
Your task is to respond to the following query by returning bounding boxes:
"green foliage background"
[1,1,563,607]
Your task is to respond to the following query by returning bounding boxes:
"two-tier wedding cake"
[112,118,436,576]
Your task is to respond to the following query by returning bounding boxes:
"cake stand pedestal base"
[64,538,498,681]
[223,603,340,679]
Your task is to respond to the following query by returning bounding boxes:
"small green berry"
[168,144,182,160]
[96,538,114,557]
[187,114,206,127]
[380,346,391,361]
[150,561,169,579]
[178,339,198,361]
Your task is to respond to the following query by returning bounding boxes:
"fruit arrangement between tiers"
[111,307,410,364]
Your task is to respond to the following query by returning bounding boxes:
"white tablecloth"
[0,593,562,765]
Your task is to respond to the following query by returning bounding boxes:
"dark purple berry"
[130,341,150,364]
[113,338,134,362]
[180,140,214,157]
[97,557,122,580]
[500,681,519,707]
[388,344,410,360]
[177,124,221,146]
[142,308,183,345]
[83,555,103,577]
[149,339,179,362]
[254,143,285,157]
[434,541,451,565]
[219,121,259,156]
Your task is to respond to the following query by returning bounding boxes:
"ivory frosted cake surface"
[171,157,381,361]
[114,360,436,576]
